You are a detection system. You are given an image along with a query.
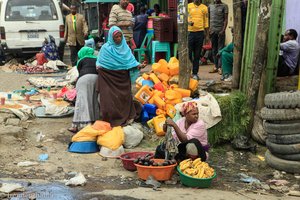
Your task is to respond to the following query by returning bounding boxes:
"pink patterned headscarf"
[181,102,198,116]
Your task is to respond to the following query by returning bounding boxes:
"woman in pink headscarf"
[154,102,209,161]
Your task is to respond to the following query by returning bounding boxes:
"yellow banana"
[197,168,205,178]
[180,162,191,171]
[179,159,191,167]
[192,158,201,166]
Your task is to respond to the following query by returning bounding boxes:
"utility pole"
[232,0,243,89]
[178,0,190,89]
[247,0,272,133]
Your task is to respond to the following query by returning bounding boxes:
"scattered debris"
[165,174,179,185]
[256,155,265,161]
[65,172,87,186]
[267,179,289,186]
[145,176,161,190]
[239,173,260,184]
[231,135,257,153]
[36,131,45,142]
[272,170,283,179]
[17,161,39,167]
[0,183,25,193]
[288,190,300,197]
[38,153,49,161]
[57,167,64,173]
[206,80,216,87]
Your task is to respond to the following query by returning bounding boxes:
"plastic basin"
[68,141,100,154]
[134,159,177,181]
[177,166,217,188]
[120,152,154,171]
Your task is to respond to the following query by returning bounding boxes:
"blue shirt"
[280,40,300,71]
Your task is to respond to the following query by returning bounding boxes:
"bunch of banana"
[179,158,215,178]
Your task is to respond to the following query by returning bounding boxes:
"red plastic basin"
[120,152,154,171]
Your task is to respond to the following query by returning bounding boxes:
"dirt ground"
[0,66,299,199]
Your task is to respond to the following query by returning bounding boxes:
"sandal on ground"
[68,127,78,133]
[209,68,218,73]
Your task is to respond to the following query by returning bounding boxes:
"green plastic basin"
[177,166,217,188]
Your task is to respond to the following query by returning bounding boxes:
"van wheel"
[268,134,300,144]
[261,107,300,121]
[265,91,300,109]
[264,121,300,135]
[265,150,300,173]
[266,139,300,154]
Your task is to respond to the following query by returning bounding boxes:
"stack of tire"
[261,91,300,173]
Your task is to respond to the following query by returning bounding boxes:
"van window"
[5,0,58,21]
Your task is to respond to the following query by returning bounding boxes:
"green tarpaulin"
[84,0,136,3]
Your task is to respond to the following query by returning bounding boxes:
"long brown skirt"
[98,67,141,127]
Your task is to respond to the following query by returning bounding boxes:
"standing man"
[208,0,228,74]
[64,4,88,66]
[277,29,300,77]
[188,0,209,80]
[109,0,134,43]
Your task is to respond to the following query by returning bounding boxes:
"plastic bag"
[72,123,111,142]
[123,123,144,148]
[36,53,47,65]
[97,126,124,150]
[66,67,79,83]
[99,145,125,158]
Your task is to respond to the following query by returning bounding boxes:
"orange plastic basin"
[134,159,177,181]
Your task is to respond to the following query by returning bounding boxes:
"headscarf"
[96,26,140,70]
[77,46,97,67]
[181,102,198,116]
[43,35,55,45]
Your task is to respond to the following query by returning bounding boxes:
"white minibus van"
[0,0,65,61]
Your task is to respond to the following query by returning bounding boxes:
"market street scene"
[0,0,299,199]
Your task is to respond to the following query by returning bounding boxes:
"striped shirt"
[188,3,209,32]
[109,4,133,41]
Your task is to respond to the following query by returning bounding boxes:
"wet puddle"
[0,180,78,200]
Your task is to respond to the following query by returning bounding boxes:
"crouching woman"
[155,102,209,162]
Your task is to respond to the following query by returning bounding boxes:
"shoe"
[224,75,232,82]
[209,68,218,73]
[192,74,200,80]
[221,74,229,81]
[68,127,78,133]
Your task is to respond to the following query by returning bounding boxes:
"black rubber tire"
[266,139,300,154]
[268,134,300,144]
[261,107,300,121]
[265,150,300,173]
[264,91,300,109]
[273,153,300,161]
[264,121,300,135]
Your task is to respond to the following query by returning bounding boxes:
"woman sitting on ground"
[96,26,146,127]
[68,47,100,133]
[41,35,59,60]
[155,102,209,162]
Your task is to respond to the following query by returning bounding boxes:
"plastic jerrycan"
[134,85,153,104]
[153,115,166,136]
[156,108,166,116]
[158,73,170,82]
[153,95,166,110]
[174,88,191,98]
[149,73,161,84]
[166,104,176,118]
[189,78,198,91]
